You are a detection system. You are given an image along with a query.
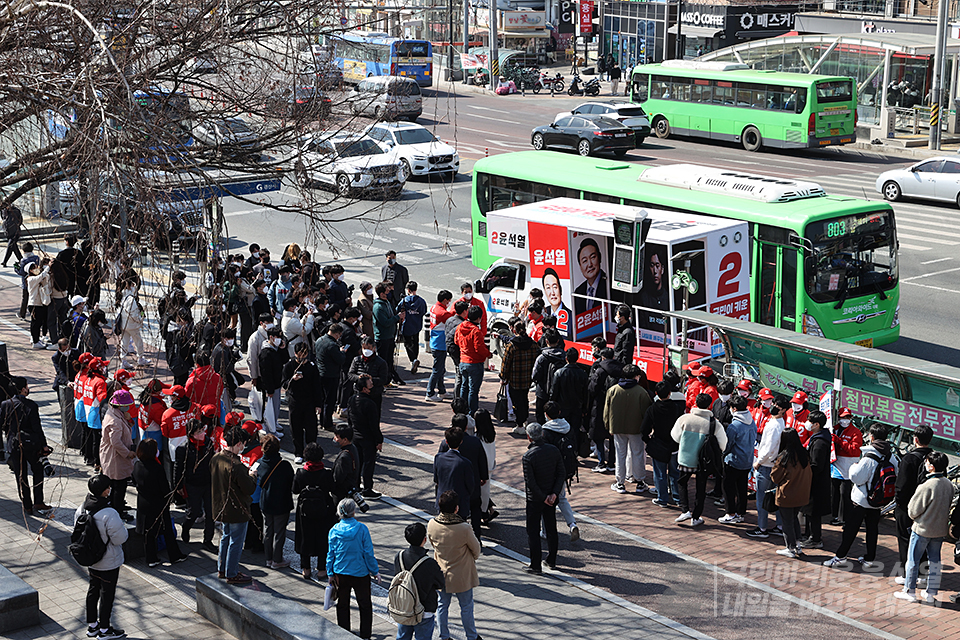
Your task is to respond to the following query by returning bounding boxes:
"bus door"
[753,225,798,332]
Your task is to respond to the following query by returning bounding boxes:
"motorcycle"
[582,77,601,97]
[474,69,489,87]
[568,73,601,97]
[567,73,584,96]
[533,71,564,94]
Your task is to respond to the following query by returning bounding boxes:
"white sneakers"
[424,394,443,402]
[690,517,704,527]
[675,511,693,523]
[718,514,743,524]
[611,482,627,494]
[894,576,927,586]
[822,556,850,568]
[776,548,798,559]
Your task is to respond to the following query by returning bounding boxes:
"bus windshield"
[805,212,897,304]
[816,80,853,104]
[394,41,429,58]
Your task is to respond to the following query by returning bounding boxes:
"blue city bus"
[329,31,433,87]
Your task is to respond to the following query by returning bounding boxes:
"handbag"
[248,387,264,422]
[324,581,338,610]
[493,384,510,423]
[762,487,779,513]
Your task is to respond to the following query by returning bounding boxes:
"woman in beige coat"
[99,390,138,516]
[427,490,482,640]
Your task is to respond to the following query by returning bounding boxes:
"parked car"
[295,133,405,198]
[363,122,459,180]
[348,76,422,122]
[264,86,332,119]
[531,116,636,157]
[556,101,651,145]
[300,62,343,89]
[192,117,261,159]
[876,156,960,207]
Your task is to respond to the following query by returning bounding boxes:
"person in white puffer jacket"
[118,281,151,367]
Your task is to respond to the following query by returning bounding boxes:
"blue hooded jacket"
[397,294,427,337]
[326,517,378,577]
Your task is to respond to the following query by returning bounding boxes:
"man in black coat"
[394,522,444,638]
[258,326,289,437]
[314,323,346,432]
[347,337,389,410]
[437,414,489,540]
[521,422,565,574]
[433,426,476,523]
[282,342,321,461]
[893,424,934,581]
[550,347,589,447]
[346,375,383,499]
[801,411,832,549]
[332,425,359,503]
[613,305,637,367]
[212,327,240,402]
[587,347,622,473]
[381,250,410,308]
[2,377,53,514]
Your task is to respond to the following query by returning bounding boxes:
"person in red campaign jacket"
[751,388,775,437]
[214,411,244,451]
[185,352,223,416]
[697,366,720,405]
[161,385,199,464]
[81,358,109,467]
[736,379,756,410]
[238,419,265,553]
[114,368,138,423]
[456,282,487,337]
[73,352,93,425]
[455,308,491,363]
[832,407,864,478]
[785,390,811,445]
[684,362,702,412]
[138,379,169,444]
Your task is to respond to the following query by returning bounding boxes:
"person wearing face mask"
[175,419,218,551]
[381,250,409,308]
[357,281,375,337]
[186,352,224,416]
[683,362,702,412]
[338,308,363,409]
[747,398,785,539]
[892,424,934,585]
[348,337,389,410]
[52,336,80,390]
[717,395,757,524]
[785,391,811,445]
[696,367,720,405]
[282,342,321,462]
[372,282,405,386]
[750,388,775,437]
[67,295,89,348]
[118,279,151,368]
[165,308,197,386]
[799,411,831,549]
[830,407,863,527]
[212,328,241,411]
[258,326,290,437]
[247,312,275,394]
[456,282,487,338]
[735,379,755,408]
[328,264,350,307]
[281,296,316,357]
[711,380,736,428]
[80,308,109,359]
[253,249,277,286]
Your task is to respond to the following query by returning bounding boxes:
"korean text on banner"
[579,0,594,33]
[488,216,529,261]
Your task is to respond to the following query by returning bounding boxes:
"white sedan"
[295,133,405,198]
[876,156,960,207]
[362,122,459,180]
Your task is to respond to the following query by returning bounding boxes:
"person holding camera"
[2,376,54,515]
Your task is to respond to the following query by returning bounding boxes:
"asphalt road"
[222,84,960,366]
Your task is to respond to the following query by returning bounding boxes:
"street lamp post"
[929,0,949,149]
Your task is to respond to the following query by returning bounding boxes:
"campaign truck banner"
[529,221,573,339]
[569,229,609,340]
[488,216,528,261]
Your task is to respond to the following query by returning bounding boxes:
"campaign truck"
[474,197,750,380]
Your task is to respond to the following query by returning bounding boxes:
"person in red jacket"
[696,366,720,404]
[455,305,492,414]
[751,388,774,436]
[456,282,487,337]
[138,379,169,444]
[683,362,702,412]
[114,369,138,424]
[831,407,863,526]
[785,390,811,444]
[736,379,756,409]
[185,352,223,418]
[160,385,198,487]
[214,411,244,451]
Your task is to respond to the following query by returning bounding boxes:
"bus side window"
[634,73,649,102]
[477,173,491,216]
[651,77,668,99]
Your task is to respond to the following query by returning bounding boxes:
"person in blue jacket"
[327,498,380,639]
[396,281,427,376]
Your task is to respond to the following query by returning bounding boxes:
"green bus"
[471,151,900,347]
[628,60,856,152]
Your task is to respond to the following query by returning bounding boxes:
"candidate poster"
[529,221,573,339]
[569,230,609,340]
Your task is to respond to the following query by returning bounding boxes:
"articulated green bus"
[628,60,856,152]
[471,151,899,347]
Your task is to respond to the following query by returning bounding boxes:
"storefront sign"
[579,0,593,34]
[502,11,545,29]
[460,53,488,69]
[681,10,725,29]
[559,0,576,34]
[841,388,960,440]
[862,21,896,33]
[737,9,795,31]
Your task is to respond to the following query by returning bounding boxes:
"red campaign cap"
[162,385,186,397]
[737,379,754,392]
[838,407,853,418]
[242,420,260,435]
[92,357,109,370]
[78,353,94,366]
[201,404,218,418]
[684,362,701,372]
[114,369,135,382]
[791,390,808,404]
[225,411,244,426]
[758,388,775,400]
[697,366,714,378]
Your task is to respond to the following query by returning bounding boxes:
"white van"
[348,76,423,122]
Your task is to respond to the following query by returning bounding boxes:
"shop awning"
[501,29,551,38]
[668,24,723,38]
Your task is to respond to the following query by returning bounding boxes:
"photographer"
[2,376,53,515]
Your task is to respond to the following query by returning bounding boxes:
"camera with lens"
[348,488,369,513]
[39,456,55,477]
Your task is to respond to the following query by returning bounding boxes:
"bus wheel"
[532,133,545,150]
[653,116,670,139]
[882,181,902,202]
[741,126,762,152]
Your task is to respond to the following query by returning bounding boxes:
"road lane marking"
[902,281,960,294]
[901,266,960,282]
[469,113,522,125]
[456,126,514,137]
[898,243,931,251]
[922,257,953,265]
[896,232,958,245]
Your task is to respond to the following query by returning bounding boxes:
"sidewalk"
[0,277,710,640]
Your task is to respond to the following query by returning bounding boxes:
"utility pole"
[448,0,455,74]
[463,0,470,82]
[929,0,949,149]
[489,0,498,79]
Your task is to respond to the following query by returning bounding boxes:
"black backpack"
[697,417,723,475]
[298,485,332,522]
[546,428,579,485]
[69,508,108,567]
[542,353,565,397]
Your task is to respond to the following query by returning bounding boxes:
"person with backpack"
[823,424,899,569]
[717,395,757,523]
[74,474,128,640]
[671,393,727,527]
[893,424,934,584]
[327,498,380,639]
[293,442,337,580]
[771,430,812,558]
[587,348,622,473]
[391,522,445,640]
[896,451,953,604]
[427,490,482,640]
[542,401,581,542]
[605,364,653,495]
[531,329,565,428]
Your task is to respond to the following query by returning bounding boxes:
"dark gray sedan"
[531,116,636,157]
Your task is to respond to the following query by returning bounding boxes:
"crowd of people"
[2,230,958,640]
